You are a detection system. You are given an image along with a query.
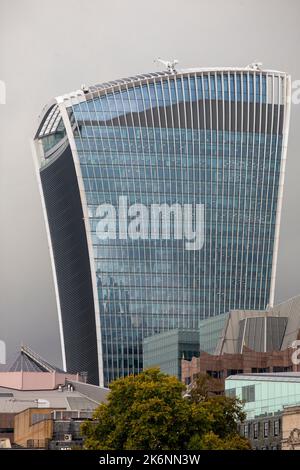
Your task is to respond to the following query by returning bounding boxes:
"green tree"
[200,396,246,438]
[188,374,246,438]
[188,431,251,450]
[82,368,250,450]
[82,368,204,450]
[189,373,220,402]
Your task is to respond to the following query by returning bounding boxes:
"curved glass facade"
[36,69,290,386]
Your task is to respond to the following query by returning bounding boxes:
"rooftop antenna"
[154,57,178,74]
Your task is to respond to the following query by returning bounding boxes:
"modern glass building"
[143,329,200,380]
[225,373,300,419]
[34,66,291,386]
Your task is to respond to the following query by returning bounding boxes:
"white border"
[269,75,292,307]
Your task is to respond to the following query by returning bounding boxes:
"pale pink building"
[0,345,82,391]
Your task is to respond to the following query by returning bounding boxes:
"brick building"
[182,347,300,393]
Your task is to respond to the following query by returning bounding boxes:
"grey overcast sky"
[0,0,299,368]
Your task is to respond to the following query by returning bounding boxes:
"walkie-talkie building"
[34,66,291,386]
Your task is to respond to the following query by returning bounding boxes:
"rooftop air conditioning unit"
[63,434,72,442]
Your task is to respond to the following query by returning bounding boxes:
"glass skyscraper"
[34,67,291,386]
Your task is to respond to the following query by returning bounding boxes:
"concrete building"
[237,405,300,450]
[14,408,94,449]
[239,411,282,450]
[14,407,62,449]
[0,346,109,448]
[0,413,15,443]
[49,410,94,450]
[34,66,291,386]
[281,405,300,450]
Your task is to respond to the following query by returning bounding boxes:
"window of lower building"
[264,421,269,438]
[254,422,259,439]
[227,369,243,376]
[251,367,270,373]
[242,384,255,403]
[274,419,280,436]
[207,370,223,379]
[273,366,292,373]
[225,388,236,398]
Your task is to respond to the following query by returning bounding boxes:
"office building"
[226,373,300,450]
[143,295,300,388]
[34,66,291,385]
[182,347,299,393]
[198,294,300,356]
[143,329,199,379]
[225,372,300,419]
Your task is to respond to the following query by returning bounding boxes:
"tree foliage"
[188,431,251,450]
[82,369,250,450]
[189,373,220,402]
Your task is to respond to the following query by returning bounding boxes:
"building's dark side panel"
[40,146,99,385]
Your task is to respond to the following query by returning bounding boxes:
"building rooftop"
[198,294,300,356]
[7,345,64,373]
[0,345,109,393]
[0,380,109,414]
[84,64,288,97]
[38,64,289,120]
[227,372,300,383]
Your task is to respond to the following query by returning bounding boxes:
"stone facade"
[281,406,300,450]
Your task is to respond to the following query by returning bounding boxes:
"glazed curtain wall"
[71,72,284,384]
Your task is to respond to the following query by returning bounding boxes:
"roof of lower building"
[226,372,300,383]
[7,345,65,373]
[0,381,108,414]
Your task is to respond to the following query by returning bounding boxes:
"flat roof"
[226,372,300,383]
[0,382,108,413]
